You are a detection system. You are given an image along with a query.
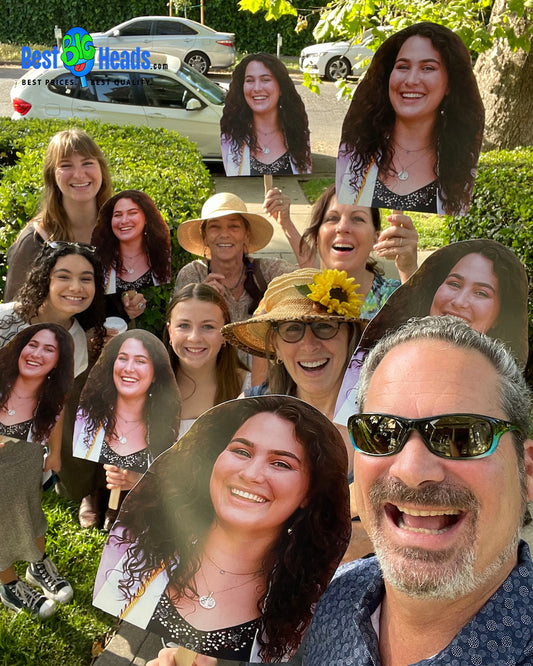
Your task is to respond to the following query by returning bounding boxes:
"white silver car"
[11,54,225,159]
[91,16,235,75]
[299,36,373,81]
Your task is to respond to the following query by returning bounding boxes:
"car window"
[155,20,197,36]
[85,73,139,105]
[175,62,225,105]
[141,74,191,108]
[118,20,153,37]
[48,76,81,98]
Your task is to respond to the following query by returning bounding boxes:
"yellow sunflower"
[306,269,364,317]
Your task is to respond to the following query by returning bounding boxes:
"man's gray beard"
[368,479,522,600]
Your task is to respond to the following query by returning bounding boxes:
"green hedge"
[2,0,166,46]
[446,147,533,382]
[0,117,213,335]
[2,0,326,56]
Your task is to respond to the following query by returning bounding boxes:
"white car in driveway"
[11,54,225,159]
[90,16,235,75]
[299,34,373,81]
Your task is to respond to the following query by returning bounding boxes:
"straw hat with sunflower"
[223,268,365,358]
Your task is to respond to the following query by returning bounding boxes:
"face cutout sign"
[93,396,350,662]
[221,53,312,176]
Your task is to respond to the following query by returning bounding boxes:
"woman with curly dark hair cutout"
[92,190,171,321]
[94,396,350,662]
[0,325,74,619]
[0,241,106,376]
[73,329,181,529]
[336,22,484,215]
[221,53,312,176]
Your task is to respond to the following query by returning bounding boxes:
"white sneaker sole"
[25,570,74,604]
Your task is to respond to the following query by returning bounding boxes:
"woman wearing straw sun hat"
[223,267,364,473]
[174,193,297,323]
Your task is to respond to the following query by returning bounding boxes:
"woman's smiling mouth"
[230,487,268,503]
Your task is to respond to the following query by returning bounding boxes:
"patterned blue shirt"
[303,541,533,665]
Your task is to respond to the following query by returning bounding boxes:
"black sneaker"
[0,579,57,619]
[26,557,73,604]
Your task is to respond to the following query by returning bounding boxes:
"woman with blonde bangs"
[5,128,112,300]
[165,284,249,438]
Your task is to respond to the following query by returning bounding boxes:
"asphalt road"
[0,66,349,166]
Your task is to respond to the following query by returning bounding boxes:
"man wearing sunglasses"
[303,315,533,665]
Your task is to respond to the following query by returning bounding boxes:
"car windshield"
[175,61,225,105]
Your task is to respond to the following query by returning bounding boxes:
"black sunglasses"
[45,241,96,253]
[348,413,521,460]
[272,320,342,343]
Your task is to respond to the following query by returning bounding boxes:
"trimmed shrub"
[0,117,213,335]
[446,147,533,382]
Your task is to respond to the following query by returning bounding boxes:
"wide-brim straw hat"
[223,268,365,358]
[177,192,273,257]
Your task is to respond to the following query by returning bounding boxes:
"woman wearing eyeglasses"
[4,129,112,301]
[223,268,364,475]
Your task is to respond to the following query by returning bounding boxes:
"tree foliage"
[239,0,532,53]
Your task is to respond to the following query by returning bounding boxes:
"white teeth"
[71,183,91,187]
[230,488,267,503]
[402,93,423,98]
[300,359,327,369]
[120,377,137,383]
[397,506,460,517]
[217,243,232,247]
[333,244,354,251]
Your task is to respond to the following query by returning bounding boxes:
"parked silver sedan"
[91,16,235,75]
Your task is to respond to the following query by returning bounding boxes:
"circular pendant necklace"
[197,562,263,610]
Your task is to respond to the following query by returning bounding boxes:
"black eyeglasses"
[45,241,96,253]
[272,320,342,343]
[348,413,521,460]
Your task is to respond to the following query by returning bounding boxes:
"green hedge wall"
[0,117,213,335]
[447,147,533,382]
[2,0,326,56]
[2,0,166,46]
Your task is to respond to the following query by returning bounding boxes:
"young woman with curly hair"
[336,22,484,215]
[0,325,74,619]
[165,284,249,438]
[73,329,181,529]
[221,53,312,175]
[0,241,106,376]
[5,128,112,300]
[92,190,172,321]
[94,395,350,662]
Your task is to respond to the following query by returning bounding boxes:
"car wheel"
[185,51,211,75]
[324,56,351,81]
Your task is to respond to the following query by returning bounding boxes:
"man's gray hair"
[357,316,531,449]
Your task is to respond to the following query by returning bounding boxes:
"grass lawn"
[299,177,447,250]
[0,491,116,666]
